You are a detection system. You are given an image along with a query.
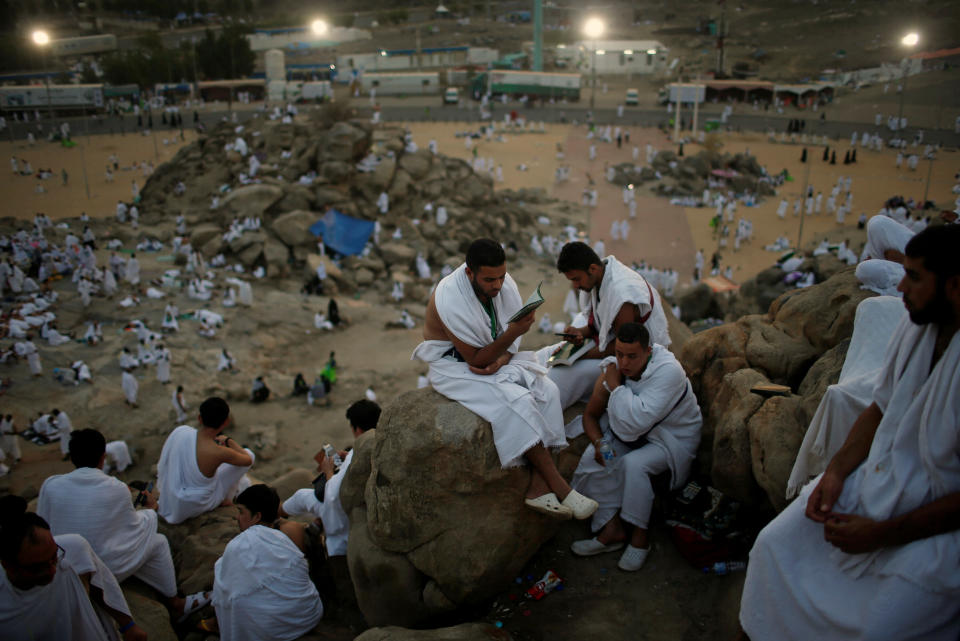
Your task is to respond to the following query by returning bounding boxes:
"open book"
[506,281,545,324]
[547,338,597,367]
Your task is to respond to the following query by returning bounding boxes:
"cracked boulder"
[342,390,562,627]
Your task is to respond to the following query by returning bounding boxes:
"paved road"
[3,101,958,149]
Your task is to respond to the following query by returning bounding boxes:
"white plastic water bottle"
[703,561,747,575]
[597,438,615,462]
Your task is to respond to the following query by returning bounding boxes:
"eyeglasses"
[20,543,65,574]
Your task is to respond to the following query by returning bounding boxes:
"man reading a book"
[550,242,671,412]
[569,323,701,571]
[414,238,599,520]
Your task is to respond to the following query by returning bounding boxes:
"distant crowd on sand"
[1,106,960,639]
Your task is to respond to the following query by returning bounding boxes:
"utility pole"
[796,152,812,250]
[416,26,422,71]
[716,0,726,77]
[532,0,543,71]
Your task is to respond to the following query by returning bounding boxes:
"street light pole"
[591,45,597,112]
[896,32,919,134]
[32,30,54,122]
[583,17,604,114]
[896,61,910,132]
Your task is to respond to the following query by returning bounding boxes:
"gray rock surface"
[342,390,563,627]
[679,268,872,508]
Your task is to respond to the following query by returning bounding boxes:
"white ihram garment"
[860,215,914,261]
[572,348,701,531]
[157,425,254,524]
[547,256,670,410]
[787,296,906,498]
[38,467,177,596]
[741,314,960,641]
[124,258,140,285]
[412,264,567,468]
[0,533,131,641]
[105,440,133,473]
[121,371,138,404]
[213,525,323,641]
[54,412,73,456]
[856,260,905,297]
[282,449,354,556]
[171,389,188,422]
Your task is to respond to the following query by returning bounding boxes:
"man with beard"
[738,224,960,641]
[414,238,598,520]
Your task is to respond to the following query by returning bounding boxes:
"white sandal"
[525,493,573,519]
[561,489,599,520]
[618,545,650,572]
[571,537,625,557]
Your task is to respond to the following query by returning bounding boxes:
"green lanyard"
[482,300,497,340]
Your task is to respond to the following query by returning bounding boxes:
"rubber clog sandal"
[525,492,573,519]
[570,537,626,557]
[561,489,599,520]
[617,545,650,572]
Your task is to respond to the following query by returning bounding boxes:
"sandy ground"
[403,119,957,286]
[0,112,955,638]
[1,127,196,221]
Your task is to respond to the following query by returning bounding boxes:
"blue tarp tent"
[309,209,375,256]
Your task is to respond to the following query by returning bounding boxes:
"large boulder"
[321,121,370,162]
[343,389,563,627]
[320,160,353,183]
[398,151,432,180]
[677,283,725,322]
[378,242,417,268]
[189,223,222,250]
[271,210,317,247]
[218,184,284,218]
[679,268,874,510]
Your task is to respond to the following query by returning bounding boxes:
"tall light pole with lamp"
[583,17,604,113]
[31,29,53,121]
[896,31,919,134]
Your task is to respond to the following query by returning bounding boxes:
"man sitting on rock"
[37,428,210,622]
[569,323,701,571]
[739,225,960,640]
[279,399,380,557]
[209,484,324,641]
[549,242,671,411]
[413,238,598,520]
[157,397,255,524]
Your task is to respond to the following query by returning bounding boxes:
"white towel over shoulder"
[413,263,566,468]
[434,263,523,351]
[582,255,670,350]
[157,425,254,524]
[38,467,157,579]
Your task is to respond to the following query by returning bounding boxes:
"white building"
[336,46,498,74]
[556,40,667,76]
[246,26,371,52]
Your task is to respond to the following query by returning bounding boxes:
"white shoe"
[561,489,599,520]
[524,493,573,519]
[618,545,649,572]
[571,537,625,557]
